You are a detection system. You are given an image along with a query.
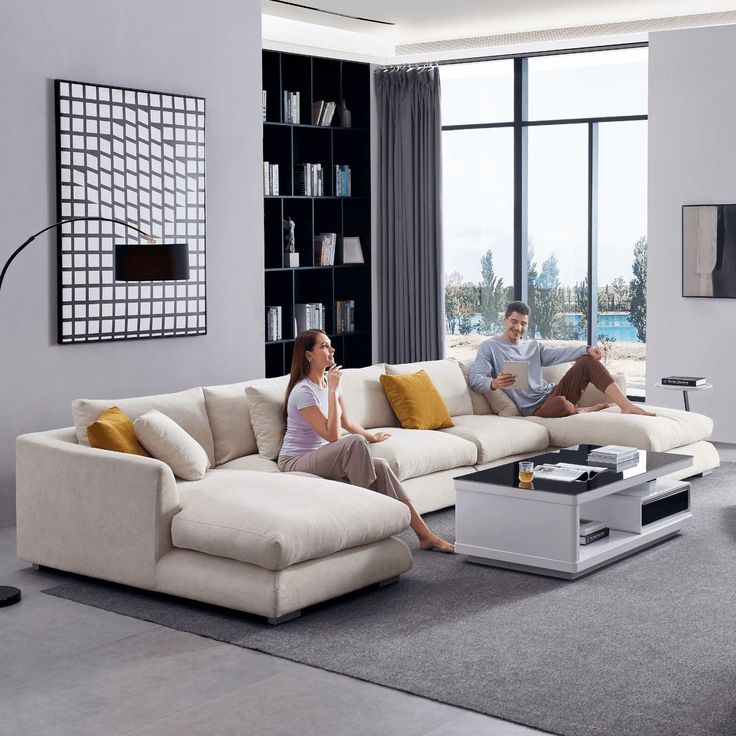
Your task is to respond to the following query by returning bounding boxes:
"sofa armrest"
[16,428,180,588]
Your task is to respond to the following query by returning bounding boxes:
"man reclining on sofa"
[469,300,655,419]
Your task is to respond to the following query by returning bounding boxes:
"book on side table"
[660,376,706,387]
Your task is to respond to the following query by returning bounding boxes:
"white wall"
[648,25,736,442]
[0,0,263,526]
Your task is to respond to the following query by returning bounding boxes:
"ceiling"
[263,1,736,56]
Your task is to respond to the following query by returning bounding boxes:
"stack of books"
[660,376,706,387]
[262,162,279,195]
[334,164,351,196]
[294,303,325,333]
[314,233,336,265]
[587,445,639,469]
[265,306,282,342]
[262,90,267,121]
[311,100,336,126]
[296,163,324,196]
[335,300,355,334]
[579,519,610,546]
[283,90,300,123]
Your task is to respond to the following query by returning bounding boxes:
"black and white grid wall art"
[55,80,206,343]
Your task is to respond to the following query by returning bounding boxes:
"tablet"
[501,361,529,390]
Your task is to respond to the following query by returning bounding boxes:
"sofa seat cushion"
[441,415,549,464]
[367,428,477,481]
[171,470,410,571]
[217,455,280,472]
[524,406,713,452]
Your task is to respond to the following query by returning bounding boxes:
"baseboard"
[713,442,736,463]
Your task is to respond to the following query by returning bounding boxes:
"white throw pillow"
[244,375,289,460]
[133,410,210,481]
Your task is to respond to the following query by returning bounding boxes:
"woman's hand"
[326,364,343,393]
[365,431,391,443]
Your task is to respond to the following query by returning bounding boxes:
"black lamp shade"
[114,243,189,281]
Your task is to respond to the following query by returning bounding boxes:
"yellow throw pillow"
[379,370,454,430]
[87,407,150,457]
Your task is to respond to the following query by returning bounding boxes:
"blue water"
[464,312,642,342]
[567,313,641,342]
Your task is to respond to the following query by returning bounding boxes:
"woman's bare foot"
[578,402,610,413]
[419,534,455,554]
[622,404,656,416]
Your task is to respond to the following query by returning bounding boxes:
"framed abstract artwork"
[55,80,207,343]
[682,204,736,298]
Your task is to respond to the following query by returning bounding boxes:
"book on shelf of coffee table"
[660,376,706,387]
[579,519,610,545]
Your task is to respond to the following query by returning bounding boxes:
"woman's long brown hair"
[282,329,326,420]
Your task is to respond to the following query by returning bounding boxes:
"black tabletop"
[455,445,691,496]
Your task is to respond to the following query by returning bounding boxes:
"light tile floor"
[0,525,548,736]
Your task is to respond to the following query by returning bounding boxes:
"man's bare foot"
[419,534,455,554]
[578,402,610,413]
[622,404,656,416]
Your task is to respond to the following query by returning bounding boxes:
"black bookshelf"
[262,50,372,377]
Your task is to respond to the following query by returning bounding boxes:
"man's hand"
[587,346,604,361]
[491,372,516,390]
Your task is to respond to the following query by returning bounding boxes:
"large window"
[441,46,648,389]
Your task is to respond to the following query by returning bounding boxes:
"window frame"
[440,43,648,348]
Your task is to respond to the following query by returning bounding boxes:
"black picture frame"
[55,79,207,343]
[682,203,736,299]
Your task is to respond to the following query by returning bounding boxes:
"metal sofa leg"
[267,610,302,625]
[378,575,400,588]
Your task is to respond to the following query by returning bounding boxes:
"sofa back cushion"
[203,382,258,466]
[379,370,454,430]
[72,387,216,466]
[385,359,473,417]
[454,358,492,415]
[244,375,289,460]
[339,363,398,429]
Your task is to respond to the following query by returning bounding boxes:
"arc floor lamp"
[0,216,189,607]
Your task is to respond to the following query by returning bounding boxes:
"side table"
[655,382,712,411]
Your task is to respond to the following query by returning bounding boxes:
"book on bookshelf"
[294,303,325,333]
[266,306,282,342]
[262,162,279,195]
[660,376,706,387]
[283,90,300,123]
[314,233,336,266]
[312,100,325,125]
[335,299,355,334]
[334,164,351,196]
[296,163,323,196]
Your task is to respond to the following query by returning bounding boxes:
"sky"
[440,47,648,288]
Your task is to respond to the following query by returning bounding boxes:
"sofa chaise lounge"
[16,358,718,623]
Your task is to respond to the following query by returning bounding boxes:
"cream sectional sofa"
[16,358,718,623]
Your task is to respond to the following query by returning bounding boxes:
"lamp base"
[0,586,21,607]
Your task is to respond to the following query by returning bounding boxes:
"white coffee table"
[454,445,693,579]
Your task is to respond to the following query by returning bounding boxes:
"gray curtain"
[375,66,443,363]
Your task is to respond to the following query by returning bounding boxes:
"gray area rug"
[44,467,736,736]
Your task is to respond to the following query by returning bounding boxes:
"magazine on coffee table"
[533,462,608,482]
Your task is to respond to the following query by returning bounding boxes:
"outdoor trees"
[445,271,480,334]
[629,235,647,342]
[479,249,506,334]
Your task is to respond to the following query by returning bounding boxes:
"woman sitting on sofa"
[278,329,454,554]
